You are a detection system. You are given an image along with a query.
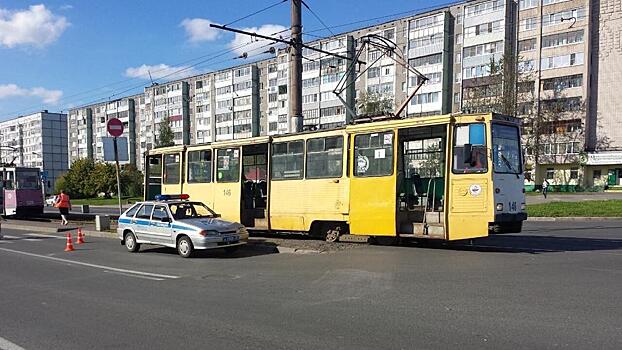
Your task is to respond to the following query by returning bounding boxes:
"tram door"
[349,130,397,236]
[145,155,162,200]
[241,143,269,229]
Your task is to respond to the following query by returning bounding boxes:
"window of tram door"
[354,131,394,177]
[216,148,240,183]
[453,123,487,173]
[306,136,343,178]
[163,154,181,184]
[187,150,212,183]
[271,141,304,180]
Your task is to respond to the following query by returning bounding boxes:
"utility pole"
[289,0,303,133]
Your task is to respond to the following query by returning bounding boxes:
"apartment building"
[0,111,68,194]
[65,0,622,189]
[68,94,139,168]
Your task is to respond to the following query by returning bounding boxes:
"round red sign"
[107,118,124,137]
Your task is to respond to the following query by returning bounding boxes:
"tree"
[90,162,117,197]
[156,116,175,148]
[121,164,144,198]
[58,158,96,198]
[356,92,394,117]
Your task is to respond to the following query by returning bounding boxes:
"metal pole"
[289,0,303,133]
[113,137,122,215]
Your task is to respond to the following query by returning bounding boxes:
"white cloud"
[228,24,287,56]
[180,18,220,43]
[0,4,69,48]
[60,5,74,11]
[125,64,198,81]
[0,83,63,104]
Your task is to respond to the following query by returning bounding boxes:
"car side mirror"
[463,144,473,165]
[161,217,171,223]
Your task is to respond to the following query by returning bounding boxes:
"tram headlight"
[496,203,504,211]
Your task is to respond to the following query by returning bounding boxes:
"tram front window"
[15,170,40,190]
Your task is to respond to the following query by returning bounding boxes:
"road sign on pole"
[107,118,124,215]
[107,118,124,137]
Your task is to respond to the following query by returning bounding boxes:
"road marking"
[103,270,165,281]
[2,235,19,239]
[0,336,26,350]
[0,247,181,280]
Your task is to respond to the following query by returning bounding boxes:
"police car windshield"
[169,202,216,220]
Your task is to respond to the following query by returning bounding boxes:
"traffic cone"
[64,233,75,252]
[76,228,85,244]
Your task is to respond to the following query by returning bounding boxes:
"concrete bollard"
[81,204,90,214]
[95,215,110,231]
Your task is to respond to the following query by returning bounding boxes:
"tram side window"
[306,136,343,178]
[354,131,394,177]
[216,148,240,183]
[187,150,212,183]
[272,141,304,180]
[163,154,181,184]
[453,123,488,173]
[148,156,162,180]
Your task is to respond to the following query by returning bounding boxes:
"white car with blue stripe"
[118,194,249,258]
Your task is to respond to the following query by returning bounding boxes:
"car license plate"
[222,235,238,243]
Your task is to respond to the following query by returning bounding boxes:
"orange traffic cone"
[76,228,85,244]
[64,233,75,252]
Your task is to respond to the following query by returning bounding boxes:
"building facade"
[65,0,621,190]
[0,111,68,195]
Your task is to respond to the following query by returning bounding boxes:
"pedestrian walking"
[54,190,72,226]
[542,179,549,199]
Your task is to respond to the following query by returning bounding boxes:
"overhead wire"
[223,0,288,27]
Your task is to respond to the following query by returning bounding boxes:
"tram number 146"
[223,189,232,197]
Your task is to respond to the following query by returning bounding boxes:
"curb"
[1,223,321,254]
[527,217,622,221]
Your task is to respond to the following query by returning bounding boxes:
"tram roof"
[146,112,508,155]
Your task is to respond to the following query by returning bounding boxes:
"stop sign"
[107,118,124,137]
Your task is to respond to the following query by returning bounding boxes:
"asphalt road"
[1,221,621,349]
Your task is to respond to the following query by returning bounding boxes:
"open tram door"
[240,142,269,229]
[395,124,448,239]
[145,153,163,200]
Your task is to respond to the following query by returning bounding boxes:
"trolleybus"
[145,113,526,242]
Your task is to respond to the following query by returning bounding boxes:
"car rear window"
[124,203,141,218]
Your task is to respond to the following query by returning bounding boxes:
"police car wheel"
[177,236,194,258]
[125,232,140,252]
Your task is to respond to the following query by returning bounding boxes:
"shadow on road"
[138,240,279,259]
[405,235,622,254]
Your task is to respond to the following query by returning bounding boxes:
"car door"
[133,204,154,242]
[150,205,173,245]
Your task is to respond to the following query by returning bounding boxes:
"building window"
[456,53,461,63]
[540,52,584,70]
[463,41,503,58]
[518,38,536,52]
[454,92,461,103]
[542,74,583,91]
[542,8,586,27]
[570,167,579,179]
[519,0,539,10]
[465,0,505,18]
[593,170,601,179]
[409,53,442,67]
[464,20,504,38]
[542,30,584,48]
[546,168,555,180]
[520,17,537,31]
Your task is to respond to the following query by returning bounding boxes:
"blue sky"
[0,0,449,120]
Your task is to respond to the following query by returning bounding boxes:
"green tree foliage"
[156,116,175,148]
[55,158,96,198]
[54,158,143,199]
[121,164,144,197]
[357,92,394,117]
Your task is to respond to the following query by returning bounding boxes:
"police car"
[117,194,249,258]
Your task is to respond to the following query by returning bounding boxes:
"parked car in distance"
[45,195,58,206]
[117,194,249,258]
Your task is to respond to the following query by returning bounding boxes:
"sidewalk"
[526,192,622,205]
